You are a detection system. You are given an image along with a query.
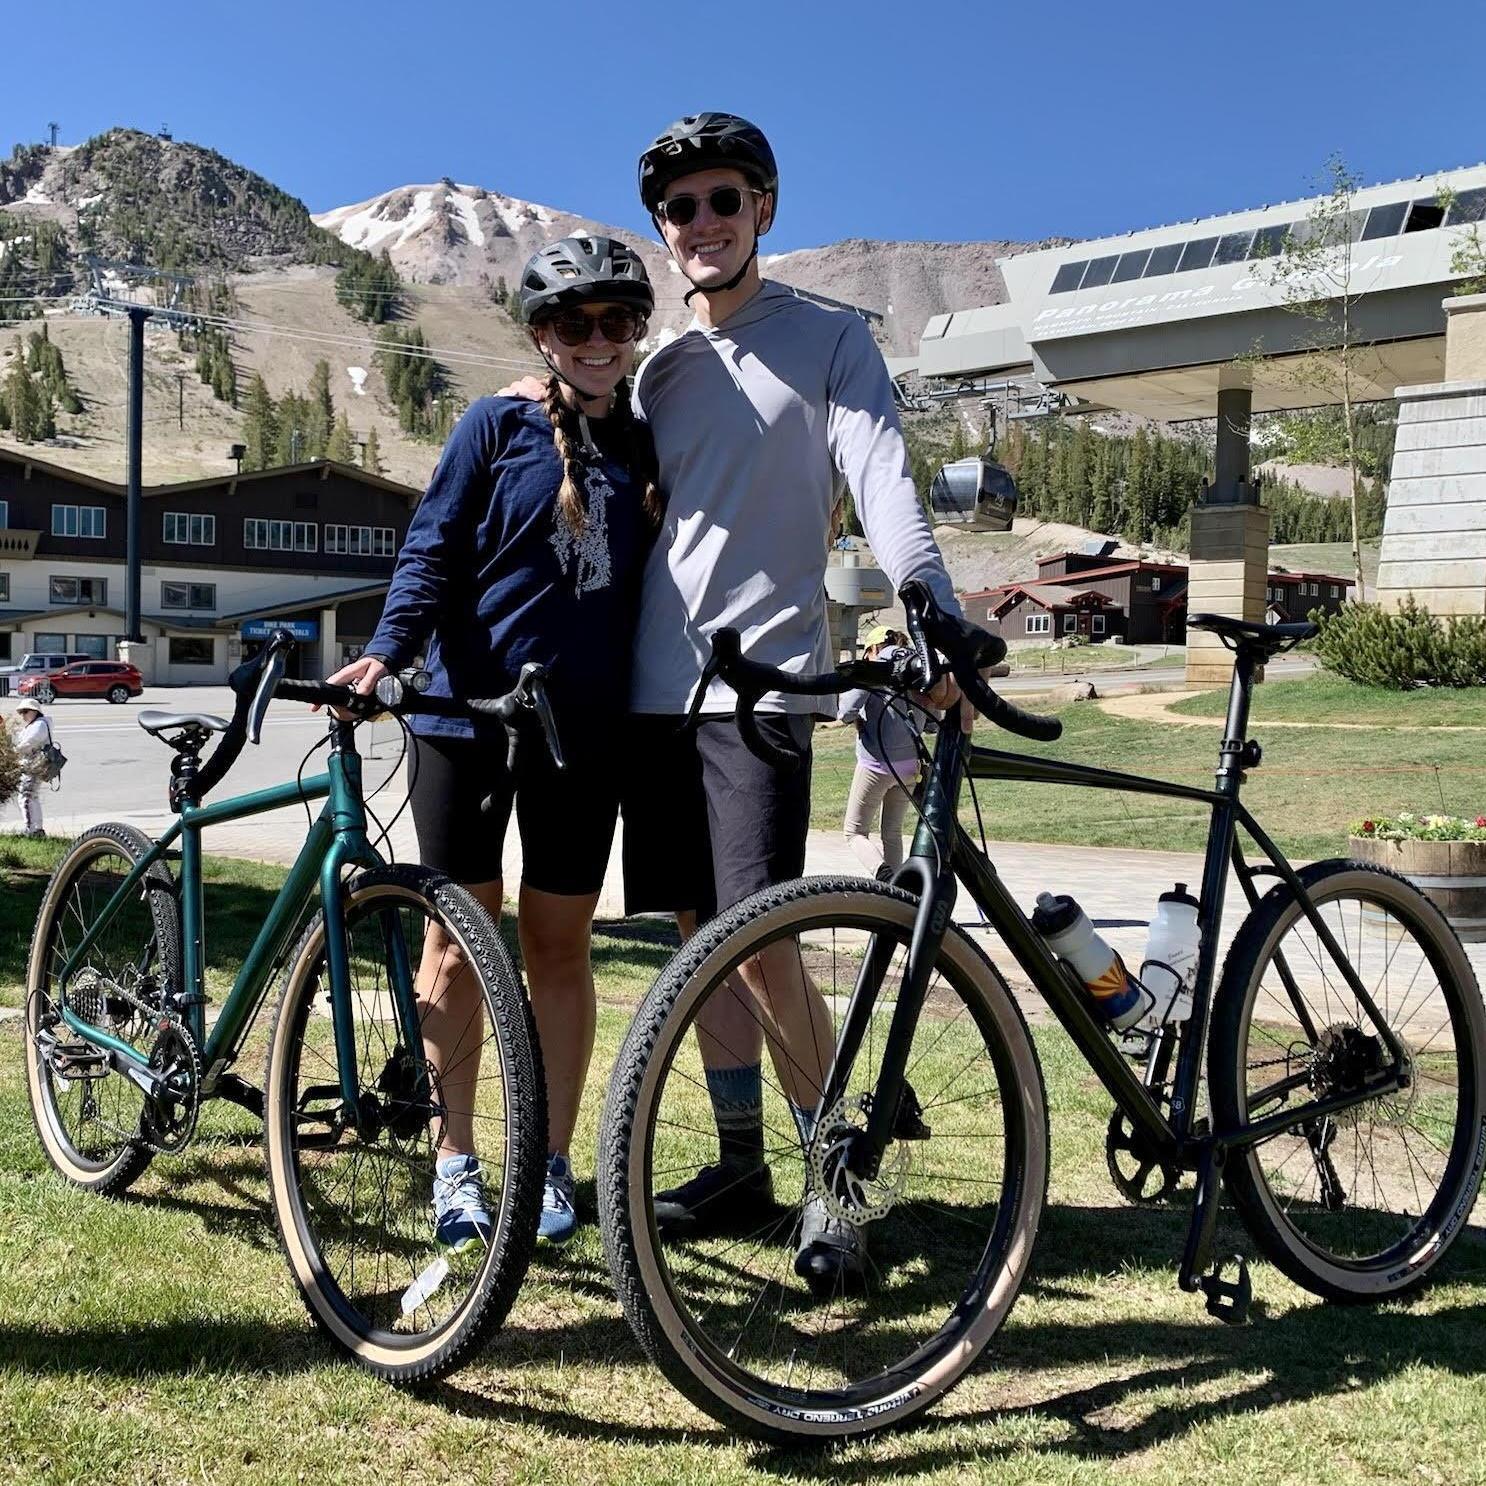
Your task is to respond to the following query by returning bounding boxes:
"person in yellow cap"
[836,626,934,878]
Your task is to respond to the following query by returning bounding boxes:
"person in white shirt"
[11,700,52,838]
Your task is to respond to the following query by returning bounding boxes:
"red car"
[18,660,143,705]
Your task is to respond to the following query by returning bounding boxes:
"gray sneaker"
[793,1192,867,1293]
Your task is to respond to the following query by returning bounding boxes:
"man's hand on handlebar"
[322,655,389,719]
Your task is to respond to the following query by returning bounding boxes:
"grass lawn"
[1008,644,1156,674]
[1169,674,1486,729]
[810,688,1486,860]
[2,837,1485,1484]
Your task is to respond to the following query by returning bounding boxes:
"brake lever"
[247,649,287,745]
[516,663,565,771]
[681,629,736,734]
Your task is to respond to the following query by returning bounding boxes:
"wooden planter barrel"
[1349,836,1486,943]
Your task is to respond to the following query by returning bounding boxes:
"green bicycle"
[23,630,552,1382]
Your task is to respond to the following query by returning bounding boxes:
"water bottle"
[1032,892,1153,1032]
[1137,884,1200,1030]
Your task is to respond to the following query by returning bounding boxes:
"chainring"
[139,1018,202,1154]
[807,1093,912,1227]
[1105,1109,1182,1205]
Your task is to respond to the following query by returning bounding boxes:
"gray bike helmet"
[518,235,654,324]
[638,112,779,220]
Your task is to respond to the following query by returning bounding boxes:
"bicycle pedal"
[1200,1254,1252,1325]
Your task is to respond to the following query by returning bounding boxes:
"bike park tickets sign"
[242,619,319,641]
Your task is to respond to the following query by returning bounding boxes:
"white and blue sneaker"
[539,1152,578,1245]
[433,1153,492,1252]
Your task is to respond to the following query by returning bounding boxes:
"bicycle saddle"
[138,709,231,736]
[1187,612,1316,654]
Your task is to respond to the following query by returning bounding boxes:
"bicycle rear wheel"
[1210,859,1486,1301]
[599,877,1047,1442]
[263,865,545,1383]
[24,823,180,1196]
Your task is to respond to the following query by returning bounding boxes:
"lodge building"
[0,447,419,684]
[968,544,1353,646]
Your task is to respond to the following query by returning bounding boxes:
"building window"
[52,504,108,539]
[168,637,215,666]
[245,519,317,552]
[1063,613,1077,633]
[74,636,110,660]
[986,606,996,621]
[160,581,217,610]
[1309,581,1319,596]
[1092,614,1107,635]
[33,632,67,652]
[163,511,216,546]
[1025,612,1051,636]
[1330,584,1341,598]
[325,524,397,557]
[1150,575,1161,591]
[0,499,8,527]
[0,573,8,601]
[49,575,108,606]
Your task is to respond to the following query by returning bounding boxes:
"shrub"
[1312,597,1486,689]
[1353,811,1486,842]
[0,722,21,806]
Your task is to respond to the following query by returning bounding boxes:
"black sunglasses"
[656,185,762,228]
[545,307,645,347]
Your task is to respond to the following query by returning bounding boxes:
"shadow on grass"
[5,1190,1484,1458]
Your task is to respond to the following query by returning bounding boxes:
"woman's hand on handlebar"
[321,655,388,718]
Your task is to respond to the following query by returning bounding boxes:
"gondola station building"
[0,447,419,684]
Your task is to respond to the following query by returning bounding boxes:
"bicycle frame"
[52,722,419,1114]
[822,645,1412,1198]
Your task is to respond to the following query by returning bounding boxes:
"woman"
[329,236,660,1249]
[10,700,53,838]
[837,627,934,879]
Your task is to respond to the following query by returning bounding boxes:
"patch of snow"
[447,190,485,248]
[313,188,439,251]
[23,185,51,205]
[346,366,368,397]
[666,260,681,275]
[75,193,104,209]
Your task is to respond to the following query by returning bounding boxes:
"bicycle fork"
[815,728,967,1179]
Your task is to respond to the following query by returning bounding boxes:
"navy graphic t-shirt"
[367,396,655,738]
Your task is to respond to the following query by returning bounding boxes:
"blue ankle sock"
[705,1063,764,1169]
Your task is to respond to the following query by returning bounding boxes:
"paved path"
[1099,688,1486,731]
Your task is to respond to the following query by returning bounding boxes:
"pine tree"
[326,410,356,464]
[242,373,278,472]
[1124,427,1154,543]
[5,353,42,441]
[362,425,383,475]
[307,359,334,458]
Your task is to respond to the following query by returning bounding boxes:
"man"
[508,112,964,1282]
[11,700,52,838]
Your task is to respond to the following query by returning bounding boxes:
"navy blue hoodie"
[367,396,655,738]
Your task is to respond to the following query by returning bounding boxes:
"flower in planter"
[1350,812,1486,842]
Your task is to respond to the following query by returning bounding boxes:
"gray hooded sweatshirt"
[631,280,959,715]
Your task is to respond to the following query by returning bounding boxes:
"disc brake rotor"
[807,1093,912,1226]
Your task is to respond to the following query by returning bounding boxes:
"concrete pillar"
[1185,502,1271,687]
[118,637,154,685]
[1377,298,1486,617]
[1213,387,1254,504]
[318,608,338,680]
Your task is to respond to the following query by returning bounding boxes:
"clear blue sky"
[6,0,1483,253]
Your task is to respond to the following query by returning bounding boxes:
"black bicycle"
[598,581,1486,1442]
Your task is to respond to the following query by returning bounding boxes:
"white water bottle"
[1032,892,1153,1032]
[1138,883,1200,1030]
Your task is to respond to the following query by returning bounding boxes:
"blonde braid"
[542,375,589,536]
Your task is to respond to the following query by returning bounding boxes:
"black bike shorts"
[406,725,619,897]
[621,712,814,920]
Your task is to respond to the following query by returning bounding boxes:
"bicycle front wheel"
[1210,859,1486,1302]
[263,865,545,1383]
[599,877,1048,1443]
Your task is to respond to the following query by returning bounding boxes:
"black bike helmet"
[638,112,779,221]
[518,235,654,324]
